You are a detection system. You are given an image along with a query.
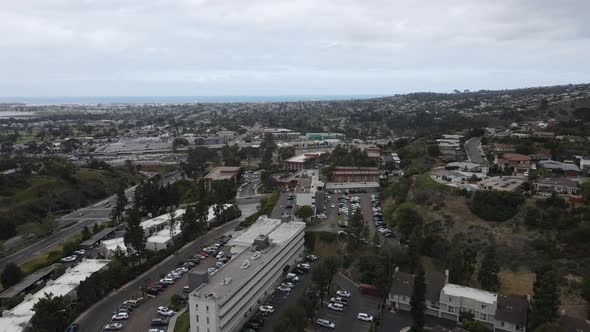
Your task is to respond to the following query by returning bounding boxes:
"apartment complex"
[204,167,241,191]
[389,269,528,332]
[188,217,306,332]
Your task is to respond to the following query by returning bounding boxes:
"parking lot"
[95,234,235,332]
[314,273,381,332]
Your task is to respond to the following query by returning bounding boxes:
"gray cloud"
[0,0,588,96]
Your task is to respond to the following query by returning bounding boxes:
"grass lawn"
[499,269,535,296]
[174,310,190,332]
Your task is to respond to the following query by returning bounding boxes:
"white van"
[286,273,299,282]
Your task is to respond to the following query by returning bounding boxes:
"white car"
[111,312,129,320]
[73,249,86,255]
[336,290,351,298]
[316,318,335,328]
[330,204,335,208]
[259,305,274,313]
[216,251,224,259]
[61,255,77,263]
[157,307,175,317]
[277,286,291,292]
[357,313,373,321]
[103,322,123,330]
[160,278,174,284]
[328,303,344,311]
[281,282,295,288]
[330,297,347,305]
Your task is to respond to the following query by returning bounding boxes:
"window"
[206,306,209,312]
[480,313,487,321]
[501,322,505,327]
[481,304,487,310]
[448,297,453,303]
[448,306,454,313]
[206,317,209,324]
[430,301,440,309]
[196,315,199,322]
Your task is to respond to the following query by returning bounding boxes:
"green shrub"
[469,191,524,221]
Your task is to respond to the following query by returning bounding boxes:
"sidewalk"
[167,307,188,332]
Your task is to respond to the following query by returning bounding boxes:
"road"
[75,218,242,332]
[464,137,486,164]
[0,172,181,271]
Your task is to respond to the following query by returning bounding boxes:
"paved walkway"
[167,307,187,332]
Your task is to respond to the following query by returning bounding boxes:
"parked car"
[316,318,336,329]
[111,312,128,321]
[357,313,373,321]
[150,318,169,327]
[103,322,123,330]
[65,323,80,332]
[336,290,351,298]
[157,307,175,317]
[328,303,344,311]
[277,286,291,292]
[61,255,77,263]
[259,305,274,313]
[281,282,295,288]
[330,297,347,305]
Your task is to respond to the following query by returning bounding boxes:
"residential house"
[497,153,531,175]
[494,295,528,332]
[534,177,580,196]
[538,160,581,177]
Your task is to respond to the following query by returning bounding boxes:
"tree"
[273,303,306,332]
[172,137,189,152]
[396,205,423,243]
[478,245,500,292]
[1,262,23,288]
[111,187,128,224]
[30,293,71,332]
[294,205,314,222]
[533,322,565,332]
[259,133,277,169]
[180,204,206,242]
[411,263,426,332]
[408,225,424,273]
[81,225,91,241]
[301,286,320,321]
[278,146,296,163]
[123,207,146,263]
[530,265,560,329]
[168,207,177,241]
[311,262,331,305]
[582,274,590,318]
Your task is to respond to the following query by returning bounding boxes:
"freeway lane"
[75,218,242,332]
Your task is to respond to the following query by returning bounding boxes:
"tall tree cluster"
[445,236,476,285]
[530,265,560,329]
[478,245,500,292]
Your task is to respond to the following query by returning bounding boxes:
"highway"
[0,172,181,271]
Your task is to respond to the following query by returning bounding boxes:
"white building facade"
[189,217,305,332]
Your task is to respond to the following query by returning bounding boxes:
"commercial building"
[305,133,345,140]
[294,170,324,217]
[331,166,380,183]
[0,259,110,332]
[204,167,241,191]
[389,268,528,332]
[140,209,186,237]
[99,237,127,258]
[284,152,324,171]
[188,217,306,332]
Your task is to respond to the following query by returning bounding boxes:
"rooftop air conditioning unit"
[241,260,250,269]
[252,251,261,260]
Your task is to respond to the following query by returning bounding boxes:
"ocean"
[0,95,382,105]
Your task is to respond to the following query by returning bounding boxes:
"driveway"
[380,309,456,332]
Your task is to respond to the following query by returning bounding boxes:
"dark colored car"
[246,321,263,329]
[151,318,169,327]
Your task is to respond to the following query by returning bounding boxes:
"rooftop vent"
[222,277,232,285]
[252,251,261,260]
[241,260,250,269]
[253,234,270,250]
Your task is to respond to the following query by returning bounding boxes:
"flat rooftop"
[147,223,182,244]
[285,152,323,163]
[140,209,186,229]
[204,167,240,180]
[229,216,282,248]
[101,237,127,252]
[442,283,497,305]
[0,265,57,300]
[2,259,110,330]
[80,227,115,248]
[192,221,305,302]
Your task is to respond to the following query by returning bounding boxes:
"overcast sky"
[1,0,589,97]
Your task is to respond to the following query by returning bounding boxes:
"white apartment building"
[439,284,498,323]
[188,217,305,332]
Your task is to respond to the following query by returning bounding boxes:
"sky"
[1,0,589,97]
